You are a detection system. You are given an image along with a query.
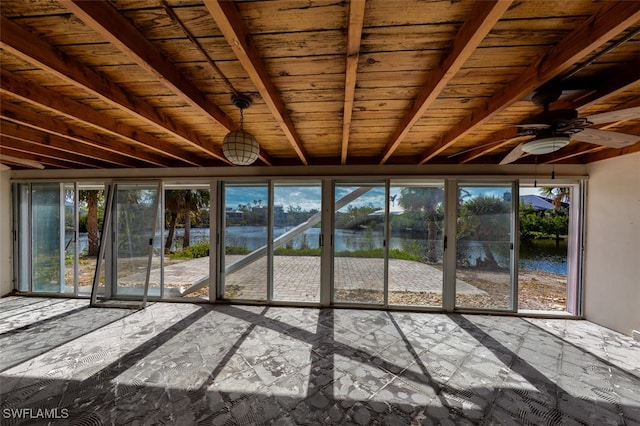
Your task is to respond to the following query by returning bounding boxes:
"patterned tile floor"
[0,296,638,425]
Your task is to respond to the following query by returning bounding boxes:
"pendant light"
[222,95,260,166]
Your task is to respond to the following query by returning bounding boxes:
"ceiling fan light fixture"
[222,95,260,166]
[521,136,570,155]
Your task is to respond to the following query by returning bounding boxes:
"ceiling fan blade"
[499,143,526,165]
[571,128,640,148]
[585,106,640,125]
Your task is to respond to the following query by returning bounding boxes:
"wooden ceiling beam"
[205,0,309,165]
[0,70,203,167]
[379,0,512,165]
[554,57,640,111]
[341,0,366,165]
[0,134,106,168]
[0,147,73,169]
[0,101,164,168]
[0,120,141,168]
[418,1,640,164]
[563,142,640,164]
[61,0,235,132]
[0,16,231,164]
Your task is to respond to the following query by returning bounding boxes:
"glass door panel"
[272,181,322,303]
[455,184,515,310]
[63,183,76,294]
[333,183,386,304]
[31,183,63,293]
[388,180,445,307]
[15,183,29,292]
[222,183,268,301]
[163,185,211,300]
[114,184,160,298]
[78,185,107,296]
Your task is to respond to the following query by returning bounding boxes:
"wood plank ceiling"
[0,0,639,170]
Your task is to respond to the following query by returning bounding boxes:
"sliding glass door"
[221,183,269,301]
[333,183,386,305]
[455,183,516,311]
[113,184,161,298]
[388,180,445,307]
[31,183,68,293]
[163,184,211,300]
[272,181,322,303]
[14,178,582,313]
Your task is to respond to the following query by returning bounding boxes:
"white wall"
[0,168,12,296]
[585,152,640,336]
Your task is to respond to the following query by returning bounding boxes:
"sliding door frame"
[10,175,585,317]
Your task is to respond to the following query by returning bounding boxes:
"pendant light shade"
[222,129,260,165]
[222,95,260,166]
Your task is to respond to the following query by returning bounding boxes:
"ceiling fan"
[500,87,640,164]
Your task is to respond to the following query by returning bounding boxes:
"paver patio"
[122,256,485,301]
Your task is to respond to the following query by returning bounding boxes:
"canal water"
[79,226,567,274]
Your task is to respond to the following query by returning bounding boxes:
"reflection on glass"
[64,184,76,293]
[17,184,29,292]
[455,185,513,310]
[31,183,62,292]
[388,181,444,307]
[114,185,159,297]
[272,182,321,303]
[162,187,211,299]
[222,183,268,300]
[333,184,385,304]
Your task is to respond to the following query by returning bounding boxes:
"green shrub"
[225,246,251,255]
[274,247,321,256]
[389,248,421,262]
[169,242,210,259]
[334,248,421,262]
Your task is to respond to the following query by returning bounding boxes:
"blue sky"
[225,184,546,211]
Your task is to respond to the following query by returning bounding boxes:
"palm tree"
[541,187,570,209]
[164,190,186,253]
[398,186,444,262]
[540,187,570,246]
[165,189,210,252]
[459,195,510,269]
[182,190,209,249]
[79,190,103,256]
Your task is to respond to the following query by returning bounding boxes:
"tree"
[182,190,209,249]
[164,189,210,252]
[519,201,541,240]
[398,187,444,262]
[541,209,569,246]
[541,187,570,209]
[459,195,510,269]
[164,190,186,253]
[79,190,104,256]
